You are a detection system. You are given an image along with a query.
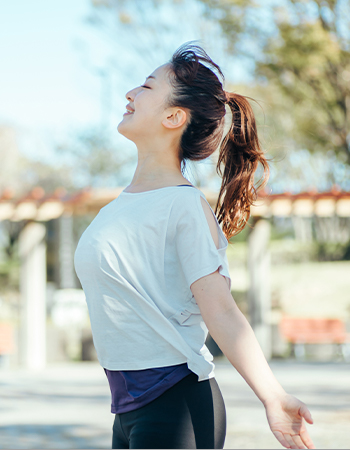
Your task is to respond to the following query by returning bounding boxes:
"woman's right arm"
[190,269,315,450]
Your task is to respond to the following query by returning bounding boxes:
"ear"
[162,108,188,130]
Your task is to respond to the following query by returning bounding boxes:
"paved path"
[0,359,349,449]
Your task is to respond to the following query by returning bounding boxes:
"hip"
[112,372,226,449]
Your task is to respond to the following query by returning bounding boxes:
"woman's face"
[117,63,175,143]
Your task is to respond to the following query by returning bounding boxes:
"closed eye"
[141,85,151,89]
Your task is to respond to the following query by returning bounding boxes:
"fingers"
[299,403,314,424]
[290,434,307,449]
[284,433,298,448]
[280,433,316,449]
[300,429,316,449]
[274,430,316,449]
[273,430,292,448]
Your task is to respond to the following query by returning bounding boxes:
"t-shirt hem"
[100,355,215,383]
[100,356,189,371]
[188,262,229,288]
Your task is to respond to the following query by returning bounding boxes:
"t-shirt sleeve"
[173,190,232,291]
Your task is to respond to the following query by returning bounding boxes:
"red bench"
[279,317,350,361]
[0,323,15,354]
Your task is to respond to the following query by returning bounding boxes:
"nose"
[125,86,139,102]
[125,90,133,102]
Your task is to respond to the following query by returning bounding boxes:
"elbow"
[203,301,246,332]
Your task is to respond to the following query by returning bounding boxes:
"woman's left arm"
[190,269,316,450]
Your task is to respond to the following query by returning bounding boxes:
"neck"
[128,136,188,188]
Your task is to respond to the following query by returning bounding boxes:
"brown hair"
[167,42,269,240]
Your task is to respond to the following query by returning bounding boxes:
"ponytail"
[215,92,269,240]
[167,42,269,240]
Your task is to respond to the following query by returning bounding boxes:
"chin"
[117,121,137,144]
[117,120,130,137]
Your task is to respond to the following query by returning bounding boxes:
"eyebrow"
[146,76,156,80]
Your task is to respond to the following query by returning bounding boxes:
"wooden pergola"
[252,188,350,219]
[1,186,350,222]
[1,186,349,369]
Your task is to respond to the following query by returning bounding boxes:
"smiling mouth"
[124,105,135,115]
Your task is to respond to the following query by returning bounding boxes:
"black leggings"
[112,372,226,449]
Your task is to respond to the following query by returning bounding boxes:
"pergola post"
[58,212,76,288]
[18,222,47,369]
[248,219,272,360]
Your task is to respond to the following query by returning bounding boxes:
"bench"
[279,317,350,362]
[0,323,15,368]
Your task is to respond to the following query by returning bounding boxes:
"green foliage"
[0,224,21,292]
[316,241,350,261]
[0,222,23,292]
[201,0,258,53]
[259,6,350,160]
[0,259,20,292]
[200,0,350,162]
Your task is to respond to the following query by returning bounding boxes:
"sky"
[1,1,349,194]
[0,0,102,155]
[0,0,249,167]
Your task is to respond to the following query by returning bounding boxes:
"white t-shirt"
[74,185,231,381]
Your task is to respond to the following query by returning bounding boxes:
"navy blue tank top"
[104,363,193,413]
[104,184,197,414]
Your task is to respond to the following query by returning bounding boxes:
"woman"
[74,43,315,449]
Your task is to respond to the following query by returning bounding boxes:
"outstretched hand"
[265,393,316,449]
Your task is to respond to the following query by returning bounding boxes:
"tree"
[85,0,350,190]
[88,0,225,69]
[200,0,350,163]
[0,125,75,195]
[77,0,231,188]
[57,128,134,188]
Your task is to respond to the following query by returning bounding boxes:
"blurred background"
[1,0,350,449]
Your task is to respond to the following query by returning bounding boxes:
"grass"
[226,241,350,320]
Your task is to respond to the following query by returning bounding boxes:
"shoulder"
[170,186,204,214]
[171,188,220,250]
[199,196,220,250]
